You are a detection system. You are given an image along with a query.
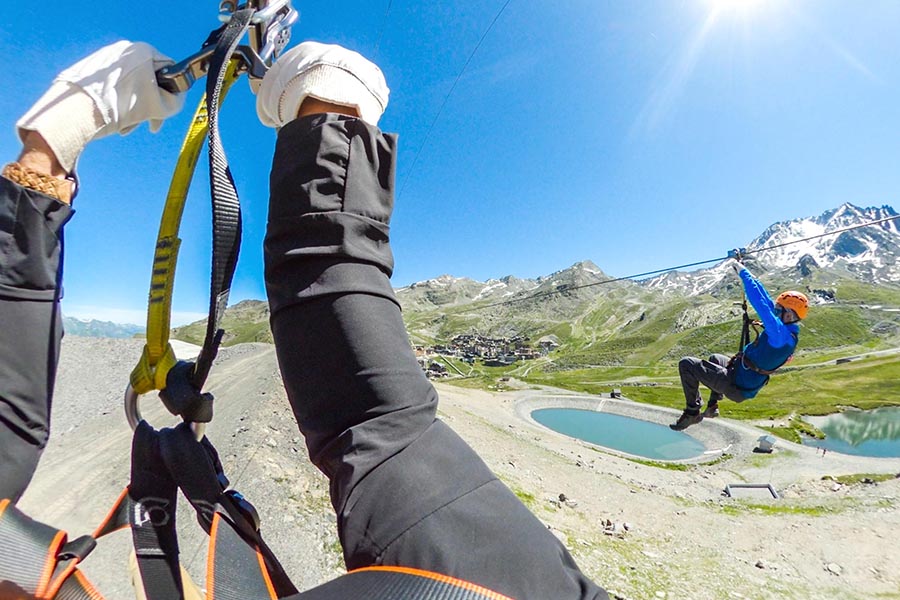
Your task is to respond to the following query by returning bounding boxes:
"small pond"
[531,408,706,461]
[801,406,900,458]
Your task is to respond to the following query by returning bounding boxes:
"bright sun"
[707,0,767,16]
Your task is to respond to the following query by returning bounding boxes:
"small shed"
[610,389,622,399]
[756,435,777,453]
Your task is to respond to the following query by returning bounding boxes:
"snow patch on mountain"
[398,205,898,308]
[644,203,900,295]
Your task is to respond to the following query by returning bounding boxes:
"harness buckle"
[57,535,98,562]
[225,489,262,532]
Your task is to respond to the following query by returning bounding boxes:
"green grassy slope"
[425,277,900,420]
[168,273,900,422]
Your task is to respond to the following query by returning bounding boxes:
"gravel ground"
[18,337,900,600]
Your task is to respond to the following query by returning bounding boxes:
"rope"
[461,212,900,311]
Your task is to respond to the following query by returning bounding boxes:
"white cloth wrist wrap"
[16,82,104,173]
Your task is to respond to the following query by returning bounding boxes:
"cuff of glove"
[16,81,105,173]
[276,64,387,127]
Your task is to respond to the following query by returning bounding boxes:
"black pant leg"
[678,356,705,411]
[265,115,607,599]
[0,297,62,502]
[680,355,745,412]
[0,177,70,502]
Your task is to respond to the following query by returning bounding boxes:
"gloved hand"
[725,258,744,276]
[17,41,185,172]
[256,41,389,128]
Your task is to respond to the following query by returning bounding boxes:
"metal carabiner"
[124,383,143,431]
[124,384,206,440]
[156,0,298,93]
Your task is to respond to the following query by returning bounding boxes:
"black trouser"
[0,177,71,503]
[265,115,608,600]
[678,354,746,412]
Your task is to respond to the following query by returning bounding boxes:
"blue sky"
[2,1,899,325]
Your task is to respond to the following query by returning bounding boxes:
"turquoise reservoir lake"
[802,407,900,458]
[531,408,706,460]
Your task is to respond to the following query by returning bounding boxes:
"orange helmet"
[775,291,809,320]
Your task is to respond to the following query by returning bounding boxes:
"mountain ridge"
[165,203,900,362]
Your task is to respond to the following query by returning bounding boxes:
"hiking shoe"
[669,411,703,431]
[702,404,720,419]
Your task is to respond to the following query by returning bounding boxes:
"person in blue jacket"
[670,260,809,431]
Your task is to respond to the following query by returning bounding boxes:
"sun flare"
[706,0,767,17]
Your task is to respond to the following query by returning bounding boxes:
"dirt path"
[435,383,900,600]
[19,340,342,598]
[17,338,900,600]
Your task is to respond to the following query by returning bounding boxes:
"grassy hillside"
[172,299,272,346]
[422,276,900,420]
[167,273,900,422]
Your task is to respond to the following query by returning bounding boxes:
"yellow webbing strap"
[129,60,242,395]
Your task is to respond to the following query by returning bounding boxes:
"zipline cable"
[398,0,514,199]
[474,255,728,310]
[374,0,394,57]
[463,212,900,312]
[741,213,900,256]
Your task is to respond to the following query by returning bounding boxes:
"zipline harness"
[0,3,511,598]
[726,249,795,387]
[2,3,300,598]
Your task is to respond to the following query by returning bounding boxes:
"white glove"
[17,41,185,172]
[257,41,389,128]
[726,258,744,276]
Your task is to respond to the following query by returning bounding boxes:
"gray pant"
[266,114,608,600]
[679,354,746,412]
[0,177,71,503]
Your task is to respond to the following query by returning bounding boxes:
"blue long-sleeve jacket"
[734,268,800,397]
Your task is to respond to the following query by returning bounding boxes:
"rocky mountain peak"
[796,254,820,277]
[396,203,898,312]
[745,203,899,284]
[643,203,899,296]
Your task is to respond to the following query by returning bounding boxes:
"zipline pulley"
[727,247,746,261]
[156,0,298,93]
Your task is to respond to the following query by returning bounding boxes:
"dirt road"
[18,338,900,599]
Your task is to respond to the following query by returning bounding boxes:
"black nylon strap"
[739,297,751,354]
[55,572,103,600]
[208,513,277,600]
[192,7,254,389]
[128,421,297,600]
[158,423,298,597]
[129,422,183,600]
[0,501,61,597]
[0,501,108,599]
